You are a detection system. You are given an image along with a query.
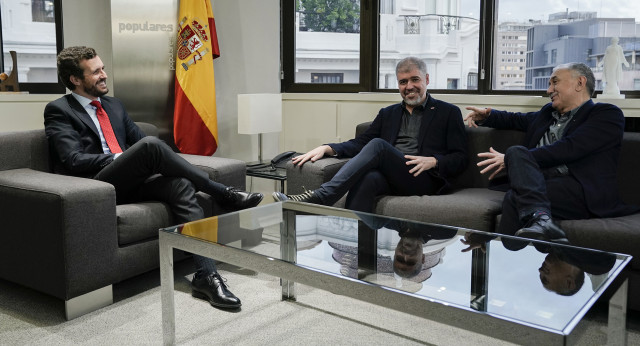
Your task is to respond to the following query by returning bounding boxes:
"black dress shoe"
[515,213,569,244]
[272,189,320,204]
[224,187,263,210]
[191,271,241,309]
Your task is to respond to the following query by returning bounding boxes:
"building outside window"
[378,0,480,90]
[1,0,63,92]
[311,73,344,83]
[283,0,640,96]
[31,0,55,23]
[496,0,640,92]
[294,0,361,84]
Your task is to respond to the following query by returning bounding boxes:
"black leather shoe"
[191,271,241,309]
[515,213,569,244]
[272,189,320,204]
[224,187,263,210]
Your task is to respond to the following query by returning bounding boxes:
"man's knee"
[505,145,531,166]
[505,145,528,157]
[365,138,388,149]
[138,136,163,145]
[136,136,165,150]
[361,138,393,155]
[130,136,173,157]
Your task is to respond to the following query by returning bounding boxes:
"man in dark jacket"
[45,46,263,309]
[273,57,468,213]
[465,62,639,243]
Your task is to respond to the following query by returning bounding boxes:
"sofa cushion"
[374,188,505,232]
[116,202,172,246]
[559,213,640,270]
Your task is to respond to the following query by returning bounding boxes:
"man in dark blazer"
[45,46,263,310]
[465,62,639,243]
[273,57,468,212]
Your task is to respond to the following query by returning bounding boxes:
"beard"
[83,78,109,98]
[401,90,425,106]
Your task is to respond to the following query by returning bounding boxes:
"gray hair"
[396,57,428,76]
[553,62,595,97]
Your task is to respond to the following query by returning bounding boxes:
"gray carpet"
[1,259,639,345]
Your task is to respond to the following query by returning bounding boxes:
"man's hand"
[405,155,437,177]
[464,106,492,128]
[460,232,487,253]
[291,145,336,167]
[477,147,505,180]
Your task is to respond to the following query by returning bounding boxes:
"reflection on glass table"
[159,201,631,345]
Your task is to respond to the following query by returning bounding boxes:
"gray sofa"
[0,123,247,319]
[286,122,640,310]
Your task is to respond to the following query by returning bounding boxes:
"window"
[290,0,361,89]
[494,0,640,93]
[0,0,64,93]
[378,1,480,90]
[283,0,640,97]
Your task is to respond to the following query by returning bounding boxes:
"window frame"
[281,0,640,98]
[0,0,65,94]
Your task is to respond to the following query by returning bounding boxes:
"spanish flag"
[174,0,220,155]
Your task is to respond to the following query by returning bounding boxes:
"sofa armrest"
[0,168,118,300]
[179,154,247,190]
[285,157,350,194]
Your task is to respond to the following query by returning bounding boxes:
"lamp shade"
[237,93,282,134]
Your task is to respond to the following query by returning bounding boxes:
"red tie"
[90,100,123,154]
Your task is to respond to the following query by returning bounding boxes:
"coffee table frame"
[160,202,629,345]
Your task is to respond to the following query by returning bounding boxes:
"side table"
[246,164,287,192]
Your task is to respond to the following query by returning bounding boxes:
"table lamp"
[238,93,283,163]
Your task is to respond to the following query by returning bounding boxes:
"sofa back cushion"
[617,132,640,206]
[0,122,160,174]
[451,127,525,189]
[355,122,526,190]
[0,129,50,172]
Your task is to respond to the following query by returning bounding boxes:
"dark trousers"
[94,136,225,274]
[316,138,443,213]
[498,146,589,240]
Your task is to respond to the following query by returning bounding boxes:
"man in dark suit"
[273,57,468,212]
[45,46,263,310]
[465,62,638,243]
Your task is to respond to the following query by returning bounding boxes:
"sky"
[459,0,640,23]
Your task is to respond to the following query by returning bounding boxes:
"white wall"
[280,93,640,153]
[62,0,114,96]
[211,0,281,193]
[211,0,281,162]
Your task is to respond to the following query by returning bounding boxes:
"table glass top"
[160,201,631,334]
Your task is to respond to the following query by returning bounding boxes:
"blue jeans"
[315,138,444,213]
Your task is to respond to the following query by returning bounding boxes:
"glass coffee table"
[159,201,631,345]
